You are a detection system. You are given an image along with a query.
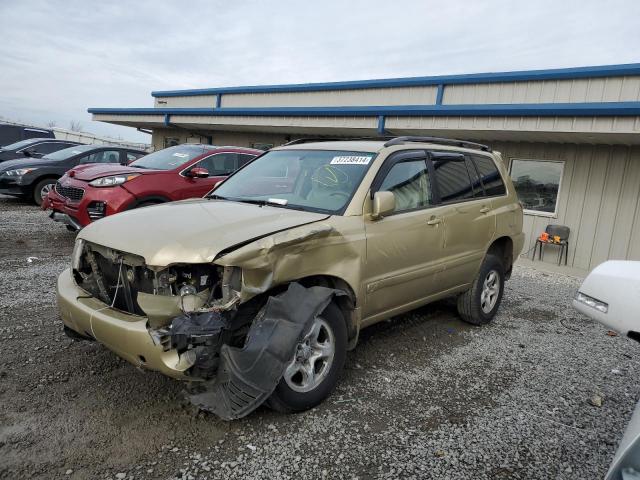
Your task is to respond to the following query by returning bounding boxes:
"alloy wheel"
[480,269,500,314]
[284,317,335,393]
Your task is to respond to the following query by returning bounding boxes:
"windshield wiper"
[209,195,288,207]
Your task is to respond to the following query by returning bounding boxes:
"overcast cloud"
[0,0,639,143]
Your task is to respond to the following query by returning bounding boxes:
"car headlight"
[5,167,38,176]
[575,291,609,313]
[71,238,84,270]
[89,174,139,187]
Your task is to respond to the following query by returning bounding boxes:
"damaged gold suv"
[57,136,524,419]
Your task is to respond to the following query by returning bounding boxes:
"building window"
[164,137,180,148]
[510,159,564,216]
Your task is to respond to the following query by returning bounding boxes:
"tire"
[32,178,57,206]
[267,302,347,413]
[457,254,505,325]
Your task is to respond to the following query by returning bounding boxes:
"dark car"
[0,138,82,162]
[44,144,261,230]
[0,123,55,147]
[0,144,146,205]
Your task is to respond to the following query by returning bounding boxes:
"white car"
[573,260,640,479]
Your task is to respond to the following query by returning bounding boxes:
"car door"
[430,151,496,291]
[363,150,448,320]
[175,152,238,199]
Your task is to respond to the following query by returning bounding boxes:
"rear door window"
[472,155,506,196]
[465,157,486,198]
[237,153,257,168]
[127,152,145,162]
[197,153,238,176]
[79,150,122,164]
[431,154,475,203]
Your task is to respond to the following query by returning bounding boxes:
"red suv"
[43,144,261,230]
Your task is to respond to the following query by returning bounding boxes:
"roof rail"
[383,136,491,152]
[282,136,395,146]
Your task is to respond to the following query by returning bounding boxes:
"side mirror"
[371,191,395,220]
[187,167,209,178]
[23,148,35,157]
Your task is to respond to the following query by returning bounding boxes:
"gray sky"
[1,0,639,143]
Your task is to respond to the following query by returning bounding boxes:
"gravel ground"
[0,194,639,480]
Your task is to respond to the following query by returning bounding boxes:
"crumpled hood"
[78,199,330,266]
[72,164,159,181]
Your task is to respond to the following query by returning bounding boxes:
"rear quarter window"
[472,155,506,196]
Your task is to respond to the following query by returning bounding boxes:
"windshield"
[42,144,94,161]
[210,149,376,214]
[129,144,208,170]
[1,138,41,151]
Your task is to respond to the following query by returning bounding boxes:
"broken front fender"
[215,217,364,305]
[187,282,345,420]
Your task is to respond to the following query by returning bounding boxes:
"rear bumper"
[56,268,192,380]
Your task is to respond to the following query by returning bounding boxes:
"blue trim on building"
[377,116,386,135]
[150,63,640,97]
[89,102,640,118]
[435,84,444,105]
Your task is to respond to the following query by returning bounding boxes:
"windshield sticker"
[173,153,189,158]
[330,155,372,165]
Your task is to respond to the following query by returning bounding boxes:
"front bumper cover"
[57,268,193,379]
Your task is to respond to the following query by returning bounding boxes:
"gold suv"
[57,136,524,419]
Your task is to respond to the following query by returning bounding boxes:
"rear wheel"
[32,178,57,206]
[457,254,505,325]
[267,302,347,413]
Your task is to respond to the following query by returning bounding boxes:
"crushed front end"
[57,239,248,380]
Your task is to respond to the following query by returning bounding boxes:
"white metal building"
[88,63,640,273]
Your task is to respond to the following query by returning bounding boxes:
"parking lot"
[0,194,638,480]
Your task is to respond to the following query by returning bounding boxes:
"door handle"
[427,217,442,226]
[479,206,491,214]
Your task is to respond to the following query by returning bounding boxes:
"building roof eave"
[88,102,640,117]
[149,63,640,97]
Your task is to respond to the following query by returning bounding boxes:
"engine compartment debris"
[187,282,343,420]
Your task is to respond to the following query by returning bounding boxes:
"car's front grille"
[55,182,84,201]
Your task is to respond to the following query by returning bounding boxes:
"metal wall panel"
[221,86,438,108]
[153,95,218,108]
[495,142,640,271]
[443,77,640,105]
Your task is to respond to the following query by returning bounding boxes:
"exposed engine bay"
[71,240,343,419]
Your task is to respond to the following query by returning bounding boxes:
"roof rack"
[383,136,491,152]
[282,136,394,146]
